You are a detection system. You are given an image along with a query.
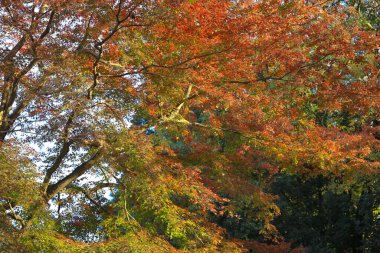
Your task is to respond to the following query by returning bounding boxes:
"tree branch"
[45,147,106,199]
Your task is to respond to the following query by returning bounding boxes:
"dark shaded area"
[271,174,380,253]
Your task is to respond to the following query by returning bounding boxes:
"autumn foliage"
[0,0,379,252]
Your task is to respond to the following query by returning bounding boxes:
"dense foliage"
[0,0,379,252]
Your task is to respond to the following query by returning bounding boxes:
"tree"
[272,173,380,253]
[0,0,379,252]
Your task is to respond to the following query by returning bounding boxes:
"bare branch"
[42,112,75,193]
[45,147,106,199]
